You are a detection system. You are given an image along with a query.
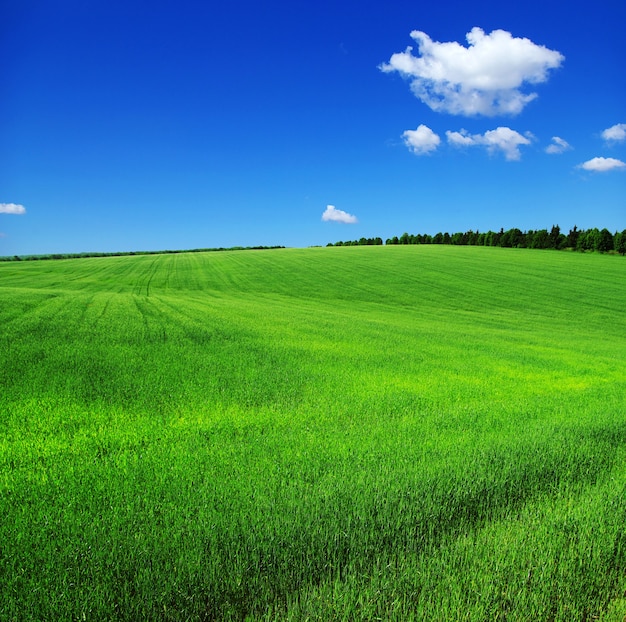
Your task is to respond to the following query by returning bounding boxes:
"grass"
[1,245,625,620]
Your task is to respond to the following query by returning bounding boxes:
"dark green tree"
[567,226,580,249]
[530,230,549,249]
[501,228,525,248]
[597,228,614,252]
[549,225,561,249]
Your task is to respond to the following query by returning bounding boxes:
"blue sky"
[1,0,624,255]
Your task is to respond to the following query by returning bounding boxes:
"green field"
[1,245,625,620]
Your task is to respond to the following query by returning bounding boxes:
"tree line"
[0,245,285,262]
[328,226,626,255]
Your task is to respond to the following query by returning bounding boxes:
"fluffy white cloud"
[380,27,564,116]
[446,130,475,147]
[545,136,572,154]
[446,127,532,160]
[602,123,626,142]
[0,203,26,214]
[578,157,626,172]
[402,124,440,155]
[321,205,358,224]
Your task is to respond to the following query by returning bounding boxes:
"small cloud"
[380,27,564,117]
[482,127,533,160]
[577,157,626,172]
[322,204,358,224]
[446,126,531,160]
[601,123,626,143]
[545,136,572,154]
[446,129,475,147]
[0,203,26,215]
[402,124,440,155]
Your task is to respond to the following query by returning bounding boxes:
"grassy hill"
[1,245,625,620]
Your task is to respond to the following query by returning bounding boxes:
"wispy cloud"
[446,127,532,160]
[321,205,358,224]
[402,124,440,155]
[380,27,564,117]
[0,203,26,215]
[578,157,626,172]
[545,136,572,154]
[601,123,626,143]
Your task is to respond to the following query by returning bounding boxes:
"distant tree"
[566,226,580,249]
[530,229,550,249]
[500,229,512,248]
[501,228,525,248]
[597,228,614,253]
[491,228,504,247]
[585,228,601,252]
[548,225,561,249]
[577,228,599,252]
[466,230,478,246]
[614,230,626,255]
[576,230,589,252]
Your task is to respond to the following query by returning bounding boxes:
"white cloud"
[602,123,626,143]
[446,126,532,160]
[578,157,626,172]
[321,205,358,224]
[482,128,533,160]
[402,124,440,155]
[0,203,26,215]
[446,130,476,147]
[545,136,572,154]
[380,27,564,117]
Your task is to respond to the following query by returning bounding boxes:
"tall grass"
[1,246,625,620]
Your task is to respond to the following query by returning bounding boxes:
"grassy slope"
[1,245,625,620]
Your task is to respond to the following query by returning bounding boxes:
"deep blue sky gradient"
[1,0,624,254]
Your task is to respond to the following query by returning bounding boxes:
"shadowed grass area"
[1,245,625,620]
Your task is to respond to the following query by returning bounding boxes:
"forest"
[329,225,626,254]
